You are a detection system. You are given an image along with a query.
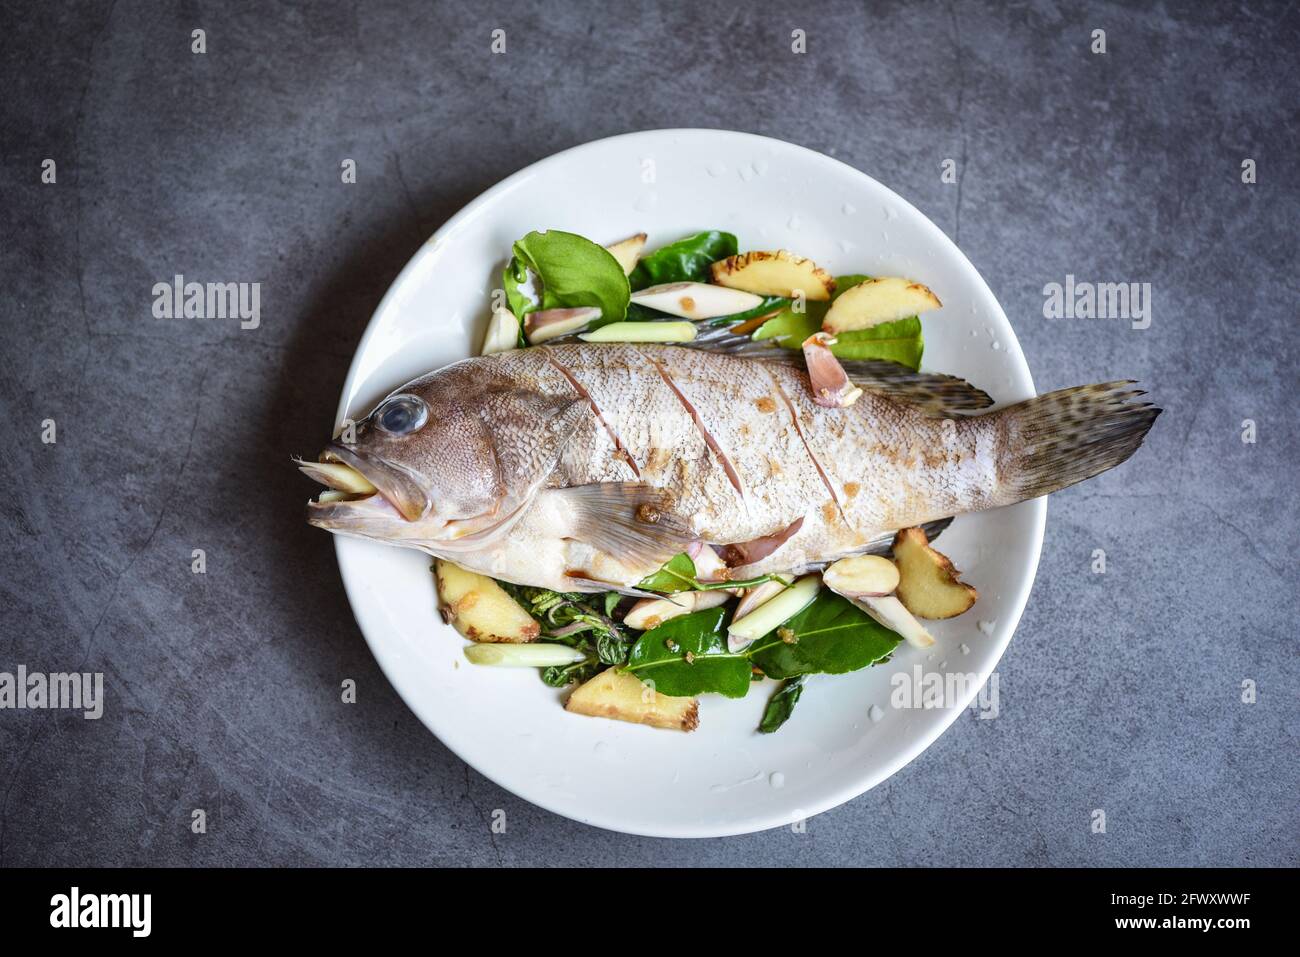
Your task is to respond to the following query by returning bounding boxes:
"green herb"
[747,591,901,679]
[541,659,598,688]
[625,607,752,698]
[510,229,630,326]
[625,592,900,699]
[637,552,790,593]
[499,582,632,685]
[628,230,738,290]
[752,274,924,370]
[750,307,818,345]
[758,676,805,733]
[636,553,698,592]
[830,274,873,297]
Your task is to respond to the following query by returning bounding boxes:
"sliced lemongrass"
[623,590,730,631]
[481,306,519,355]
[727,574,820,649]
[525,306,601,344]
[605,233,647,275]
[578,320,696,343]
[630,282,764,320]
[296,459,376,494]
[823,554,900,599]
[463,643,587,667]
[732,578,789,621]
[854,595,934,649]
[316,489,352,504]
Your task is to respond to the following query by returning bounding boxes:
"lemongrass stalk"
[463,643,587,667]
[727,575,820,647]
[578,321,697,343]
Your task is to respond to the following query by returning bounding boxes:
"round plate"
[332,129,1044,838]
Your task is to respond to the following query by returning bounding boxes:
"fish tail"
[997,381,1160,501]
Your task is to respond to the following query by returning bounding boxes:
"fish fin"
[856,516,954,556]
[550,482,695,568]
[682,328,992,415]
[1000,381,1161,500]
[838,360,992,415]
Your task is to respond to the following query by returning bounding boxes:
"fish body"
[308,343,1158,593]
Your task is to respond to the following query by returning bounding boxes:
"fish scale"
[468,344,995,580]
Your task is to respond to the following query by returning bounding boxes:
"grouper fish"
[305,342,1159,593]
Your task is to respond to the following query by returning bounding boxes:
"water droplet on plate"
[787,214,801,231]
[869,704,885,722]
[883,205,899,221]
[769,772,785,789]
[977,619,997,635]
[752,158,769,175]
[842,202,856,215]
[706,160,727,177]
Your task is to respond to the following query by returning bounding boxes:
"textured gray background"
[1,0,1296,867]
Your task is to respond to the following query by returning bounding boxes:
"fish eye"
[375,394,428,436]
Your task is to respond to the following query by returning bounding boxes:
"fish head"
[305,360,587,549]
[305,374,509,545]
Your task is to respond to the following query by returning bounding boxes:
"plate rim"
[330,128,1046,838]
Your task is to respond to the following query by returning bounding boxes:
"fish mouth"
[305,442,431,523]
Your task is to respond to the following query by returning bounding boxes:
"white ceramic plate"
[332,129,1043,838]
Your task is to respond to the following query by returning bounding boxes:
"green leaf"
[747,591,901,680]
[828,317,924,368]
[637,552,790,593]
[626,607,752,698]
[830,274,873,299]
[752,307,820,345]
[758,676,805,733]
[628,230,738,291]
[752,273,924,371]
[637,552,699,593]
[511,230,630,324]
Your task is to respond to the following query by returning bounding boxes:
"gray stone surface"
[1,0,1296,867]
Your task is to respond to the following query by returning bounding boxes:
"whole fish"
[306,343,1159,592]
